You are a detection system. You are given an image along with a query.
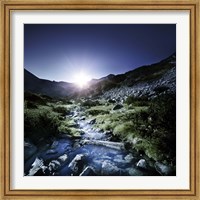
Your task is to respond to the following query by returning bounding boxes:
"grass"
[24,105,60,143]
[24,92,176,165]
[91,106,146,134]
[84,94,176,165]
[85,105,113,116]
[58,117,82,137]
[24,96,82,143]
[52,105,70,116]
[125,96,149,107]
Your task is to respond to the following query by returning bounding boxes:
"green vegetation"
[24,106,60,143]
[52,105,70,116]
[24,94,81,144]
[86,105,112,116]
[125,96,149,106]
[125,57,175,86]
[24,92,47,105]
[84,94,176,165]
[58,118,82,137]
[81,99,100,107]
[24,91,176,165]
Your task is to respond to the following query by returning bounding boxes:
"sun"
[74,72,91,88]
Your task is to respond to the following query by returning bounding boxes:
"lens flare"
[74,72,91,88]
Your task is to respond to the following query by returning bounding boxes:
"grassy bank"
[82,94,176,165]
[24,91,176,166]
[24,92,82,144]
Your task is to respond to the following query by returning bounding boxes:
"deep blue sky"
[24,24,176,82]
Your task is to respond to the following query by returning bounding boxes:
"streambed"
[24,110,160,176]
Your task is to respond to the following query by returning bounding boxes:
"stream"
[24,109,160,176]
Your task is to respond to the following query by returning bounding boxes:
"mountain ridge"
[24,53,176,99]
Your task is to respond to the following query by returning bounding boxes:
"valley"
[24,53,176,176]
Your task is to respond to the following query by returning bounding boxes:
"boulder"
[124,142,132,150]
[101,160,121,175]
[24,141,37,160]
[51,141,59,149]
[94,128,101,132]
[73,142,81,149]
[113,104,123,110]
[113,155,129,164]
[101,155,111,160]
[28,157,46,176]
[154,162,175,176]
[58,154,68,162]
[48,160,61,171]
[80,139,124,150]
[104,130,112,135]
[80,116,86,120]
[132,137,142,145]
[79,166,96,176]
[136,159,148,169]
[127,167,144,176]
[88,118,96,124]
[68,154,85,173]
[46,149,58,155]
[108,99,116,103]
[124,153,134,162]
[58,133,72,139]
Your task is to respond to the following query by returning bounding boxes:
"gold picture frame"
[0,0,199,199]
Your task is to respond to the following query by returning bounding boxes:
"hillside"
[24,69,76,97]
[24,53,176,176]
[76,53,176,101]
[24,53,176,100]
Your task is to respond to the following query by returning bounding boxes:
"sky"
[24,24,176,83]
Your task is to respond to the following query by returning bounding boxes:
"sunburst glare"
[74,71,91,88]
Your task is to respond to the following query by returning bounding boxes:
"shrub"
[86,105,111,116]
[25,100,38,109]
[93,93,176,164]
[52,106,70,116]
[147,94,176,160]
[125,96,148,106]
[132,94,176,163]
[24,108,60,144]
[81,99,100,107]
[41,94,53,101]
[24,92,47,105]
[58,122,81,137]
[87,109,109,116]
[113,122,135,140]
[99,121,118,132]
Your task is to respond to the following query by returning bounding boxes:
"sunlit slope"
[24,53,175,99]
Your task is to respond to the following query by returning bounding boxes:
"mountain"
[24,69,76,97]
[76,53,176,101]
[24,53,176,99]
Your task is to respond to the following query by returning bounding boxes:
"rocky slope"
[24,53,176,176]
[100,65,175,103]
[24,53,176,100]
[79,53,176,102]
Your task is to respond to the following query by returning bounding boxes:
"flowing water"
[24,110,160,176]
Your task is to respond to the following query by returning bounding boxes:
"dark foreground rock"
[68,154,86,174]
[136,159,148,169]
[79,166,97,176]
[24,141,37,161]
[101,160,121,175]
[113,104,123,110]
[154,162,175,176]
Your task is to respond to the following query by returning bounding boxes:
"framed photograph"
[0,0,199,199]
